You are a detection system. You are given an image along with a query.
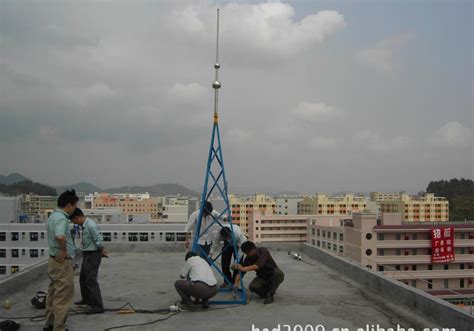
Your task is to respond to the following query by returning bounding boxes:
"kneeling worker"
[70,208,108,314]
[232,241,284,304]
[175,252,218,309]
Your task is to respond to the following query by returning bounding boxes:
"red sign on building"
[431,227,455,264]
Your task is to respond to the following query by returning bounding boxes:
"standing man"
[210,223,247,288]
[175,252,218,310]
[185,201,223,259]
[70,208,108,314]
[44,189,78,331]
[232,241,284,304]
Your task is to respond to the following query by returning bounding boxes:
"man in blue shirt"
[44,189,78,331]
[70,208,108,314]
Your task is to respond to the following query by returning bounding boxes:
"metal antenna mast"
[191,8,247,305]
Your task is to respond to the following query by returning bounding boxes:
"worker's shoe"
[263,294,274,304]
[201,299,210,309]
[85,307,104,314]
[179,303,199,311]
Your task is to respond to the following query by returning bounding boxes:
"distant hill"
[106,183,199,197]
[0,180,57,196]
[0,173,30,185]
[55,182,102,194]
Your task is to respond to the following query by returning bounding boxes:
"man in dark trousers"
[232,241,284,304]
[70,208,108,314]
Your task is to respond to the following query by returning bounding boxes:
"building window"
[377,233,384,241]
[411,280,416,287]
[40,232,45,239]
[395,265,400,270]
[339,234,344,241]
[0,232,6,241]
[0,266,5,274]
[316,240,320,247]
[103,233,112,242]
[444,279,449,288]
[11,249,19,258]
[396,249,401,256]
[412,249,417,256]
[30,249,38,258]
[378,265,384,272]
[395,234,401,240]
[377,249,384,256]
[0,250,6,258]
[460,264,465,270]
[22,249,25,256]
[176,233,186,242]
[11,266,19,274]
[412,234,418,240]
[30,232,39,241]
[444,264,449,270]
[428,265,433,271]
[139,233,149,242]
[128,233,138,242]
[317,229,320,236]
[11,232,19,241]
[165,233,176,242]
[412,265,417,271]
[460,279,465,288]
[428,280,433,289]
[41,249,44,256]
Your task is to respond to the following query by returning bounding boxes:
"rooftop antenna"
[191,8,247,305]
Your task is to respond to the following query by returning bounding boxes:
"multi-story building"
[230,194,276,234]
[308,212,474,305]
[84,193,161,219]
[379,193,449,222]
[0,222,186,279]
[21,194,57,221]
[248,209,309,243]
[298,193,367,216]
[275,196,304,216]
[307,215,351,256]
[370,192,402,202]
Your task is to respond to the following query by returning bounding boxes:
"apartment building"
[308,212,474,304]
[275,196,304,216]
[0,222,186,278]
[370,192,402,202]
[298,193,367,216]
[248,209,309,243]
[307,215,351,257]
[84,193,161,219]
[230,194,275,234]
[21,194,57,220]
[379,193,449,222]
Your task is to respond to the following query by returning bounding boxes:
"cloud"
[293,102,343,122]
[171,2,345,58]
[354,33,414,75]
[57,82,117,107]
[308,136,337,150]
[355,130,412,152]
[168,83,209,103]
[432,121,472,148]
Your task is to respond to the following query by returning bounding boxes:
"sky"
[0,0,472,194]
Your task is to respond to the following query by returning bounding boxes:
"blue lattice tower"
[191,9,247,305]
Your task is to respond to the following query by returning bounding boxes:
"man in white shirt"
[175,252,218,309]
[185,201,224,259]
[210,223,247,288]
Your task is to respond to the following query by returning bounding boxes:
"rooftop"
[1,245,472,330]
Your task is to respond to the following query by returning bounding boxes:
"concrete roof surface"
[1,251,429,331]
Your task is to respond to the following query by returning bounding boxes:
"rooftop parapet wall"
[301,243,474,331]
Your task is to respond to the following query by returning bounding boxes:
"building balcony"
[376,239,474,249]
[383,269,474,280]
[375,254,474,264]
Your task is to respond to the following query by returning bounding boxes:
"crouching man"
[232,241,284,304]
[175,252,218,310]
